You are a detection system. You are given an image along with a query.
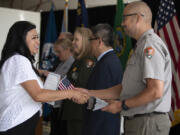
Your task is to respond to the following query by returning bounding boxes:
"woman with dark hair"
[0,21,88,135]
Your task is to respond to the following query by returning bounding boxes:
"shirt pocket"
[127,54,136,65]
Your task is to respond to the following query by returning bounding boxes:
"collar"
[136,29,154,46]
[97,49,113,61]
[66,55,75,63]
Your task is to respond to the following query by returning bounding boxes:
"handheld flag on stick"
[58,76,74,90]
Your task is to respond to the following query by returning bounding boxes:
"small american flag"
[58,77,74,90]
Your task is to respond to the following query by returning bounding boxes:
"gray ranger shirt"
[120,29,172,116]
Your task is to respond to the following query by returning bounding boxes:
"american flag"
[58,77,74,90]
[154,0,180,117]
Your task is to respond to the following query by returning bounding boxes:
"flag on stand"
[76,0,88,27]
[58,77,74,90]
[61,17,66,32]
[61,0,68,32]
[154,0,180,117]
[41,6,58,118]
[40,6,58,71]
[113,0,133,71]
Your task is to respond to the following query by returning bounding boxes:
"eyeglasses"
[89,37,99,41]
[122,13,144,20]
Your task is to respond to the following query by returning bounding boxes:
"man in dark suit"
[82,24,123,135]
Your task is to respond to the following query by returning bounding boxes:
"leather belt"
[125,112,167,120]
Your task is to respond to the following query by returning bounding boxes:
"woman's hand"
[38,69,49,77]
[74,87,89,95]
[70,90,89,104]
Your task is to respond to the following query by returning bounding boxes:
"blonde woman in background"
[62,27,95,135]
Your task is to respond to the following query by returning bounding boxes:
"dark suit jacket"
[82,50,123,135]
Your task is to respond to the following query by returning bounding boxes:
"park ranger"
[77,1,172,135]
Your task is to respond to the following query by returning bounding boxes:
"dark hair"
[91,23,114,47]
[0,21,39,75]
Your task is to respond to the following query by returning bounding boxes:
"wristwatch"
[122,100,130,111]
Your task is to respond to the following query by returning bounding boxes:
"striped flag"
[154,0,180,116]
[58,77,74,90]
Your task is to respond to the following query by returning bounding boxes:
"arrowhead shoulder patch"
[144,46,155,59]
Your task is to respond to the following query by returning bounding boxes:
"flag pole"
[65,0,69,32]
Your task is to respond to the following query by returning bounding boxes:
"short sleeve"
[142,43,165,82]
[1,55,38,89]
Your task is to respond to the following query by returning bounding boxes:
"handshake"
[67,87,89,104]
[68,88,108,111]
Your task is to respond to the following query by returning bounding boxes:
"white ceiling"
[0,0,141,12]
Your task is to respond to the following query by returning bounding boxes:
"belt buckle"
[126,115,135,120]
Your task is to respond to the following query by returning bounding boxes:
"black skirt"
[0,111,40,135]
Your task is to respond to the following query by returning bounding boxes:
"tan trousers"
[124,113,171,135]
